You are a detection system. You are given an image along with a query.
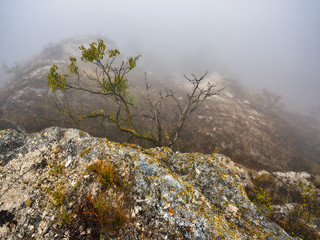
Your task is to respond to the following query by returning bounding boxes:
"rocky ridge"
[0,127,295,239]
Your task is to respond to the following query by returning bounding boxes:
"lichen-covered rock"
[0,127,294,239]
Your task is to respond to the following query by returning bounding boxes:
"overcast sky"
[0,0,319,114]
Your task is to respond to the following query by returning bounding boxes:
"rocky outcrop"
[0,127,293,239]
[224,160,320,239]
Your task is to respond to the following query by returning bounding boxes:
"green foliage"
[101,76,128,95]
[127,55,140,70]
[47,155,64,175]
[107,49,120,58]
[251,187,272,212]
[47,64,69,95]
[296,180,320,222]
[56,206,73,225]
[213,146,220,153]
[128,96,139,108]
[80,39,106,62]
[68,57,78,74]
[47,39,133,98]
[49,184,68,206]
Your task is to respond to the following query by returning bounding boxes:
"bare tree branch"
[47,39,223,148]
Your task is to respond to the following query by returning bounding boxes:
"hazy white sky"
[1,0,320,113]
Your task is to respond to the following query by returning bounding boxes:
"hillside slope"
[0,36,319,174]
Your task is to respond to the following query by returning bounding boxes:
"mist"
[1,0,320,115]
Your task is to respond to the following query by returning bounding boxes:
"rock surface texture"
[0,127,294,239]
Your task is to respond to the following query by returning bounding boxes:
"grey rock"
[0,127,294,239]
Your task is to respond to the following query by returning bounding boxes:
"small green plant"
[48,184,68,207]
[56,206,73,225]
[297,180,320,222]
[251,187,272,212]
[47,155,64,175]
[79,191,128,233]
[86,159,118,187]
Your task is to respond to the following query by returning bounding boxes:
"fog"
[1,0,320,115]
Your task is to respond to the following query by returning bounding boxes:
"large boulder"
[0,127,293,239]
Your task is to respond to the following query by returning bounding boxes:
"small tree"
[1,61,21,74]
[47,39,222,148]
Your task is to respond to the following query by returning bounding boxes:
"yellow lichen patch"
[238,185,248,199]
[219,174,229,180]
[80,148,90,157]
[146,176,161,181]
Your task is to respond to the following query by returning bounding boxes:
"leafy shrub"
[246,172,320,240]
[248,186,272,212]
[272,206,320,240]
